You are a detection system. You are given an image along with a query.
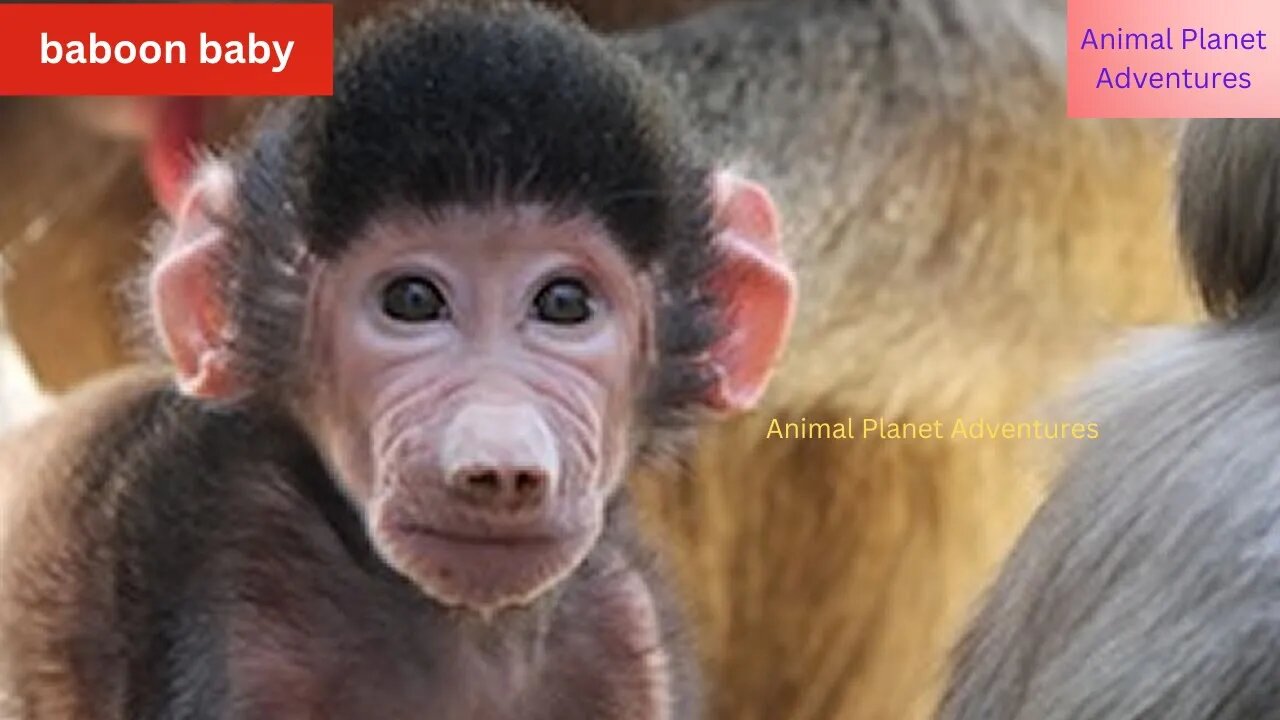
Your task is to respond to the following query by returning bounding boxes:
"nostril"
[514,471,544,499]
[450,466,549,509]
[465,470,502,496]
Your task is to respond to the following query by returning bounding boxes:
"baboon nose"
[440,402,560,513]
[448,465,551,511]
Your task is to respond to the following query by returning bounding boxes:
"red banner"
[0,3,333,96]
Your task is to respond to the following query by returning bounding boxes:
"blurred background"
[0,2,1204,720]
[0,323,46,430]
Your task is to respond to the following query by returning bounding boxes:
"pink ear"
[149,161,243,400]
[703,172,797,413]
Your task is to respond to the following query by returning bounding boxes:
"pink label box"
[1068,0,1280,118]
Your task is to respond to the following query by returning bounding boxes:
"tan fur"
[628,3,1199,717]
[637,81,1198,720]
[1,2,1199,719]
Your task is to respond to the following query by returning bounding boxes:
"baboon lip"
[393,523,566,549]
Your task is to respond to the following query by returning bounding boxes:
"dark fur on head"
[179,1,719,444]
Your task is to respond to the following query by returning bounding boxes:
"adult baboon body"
[936,118,1280,720]
[0,1,1197,719]
[627,3,1194,718]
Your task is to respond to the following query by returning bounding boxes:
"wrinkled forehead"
[321,203,647,288]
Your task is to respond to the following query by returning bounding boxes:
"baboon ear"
[149,160,243,401]
[702,171,797,414]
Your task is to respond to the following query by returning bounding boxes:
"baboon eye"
[532,278,595,325]
[381,276,448,323]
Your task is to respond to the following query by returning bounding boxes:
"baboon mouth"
[381,521,598,611]
[393,523,565,549]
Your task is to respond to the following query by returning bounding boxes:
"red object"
[145,97,206,216]
[0,3,333,96]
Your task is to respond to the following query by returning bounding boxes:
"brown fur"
[1,1,1198,719]
[0,368,702,719]
[0,369,167,717]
